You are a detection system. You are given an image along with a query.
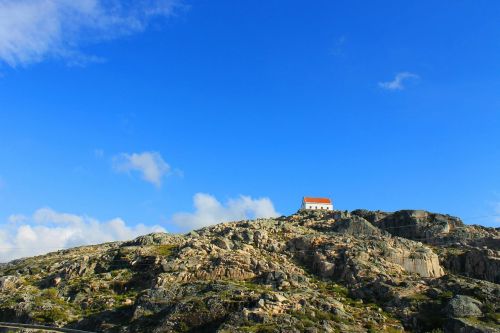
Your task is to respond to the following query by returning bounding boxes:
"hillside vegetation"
[0,209,498,333]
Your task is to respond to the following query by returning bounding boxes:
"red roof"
[303,197,332,204]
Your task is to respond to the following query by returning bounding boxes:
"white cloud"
[0,0,182,67]
[113,151,171,187]
[0,207,165,262]
[378,72,419,90]
[7,214,28,224]
[173,193,280,230]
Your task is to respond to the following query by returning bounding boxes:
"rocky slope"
[0,209,498,333]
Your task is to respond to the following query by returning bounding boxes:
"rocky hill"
[0,209,498,333]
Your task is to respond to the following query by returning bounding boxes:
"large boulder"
[351,209,390,223]
[446,295,483,318]
[376,210,464,243]
[331,215,384,236]
[123,232,184,246]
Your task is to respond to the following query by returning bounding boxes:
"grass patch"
[463,316,500,329]
[112,290,138,305]
[233,280,269,293]
[318,282,349,297]
[42,288,59,300]
[406,292,430,302]
[291,309,350,327]
[153,244,177,257]
[33,307,69,324]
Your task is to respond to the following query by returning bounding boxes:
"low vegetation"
[0,209,498,332]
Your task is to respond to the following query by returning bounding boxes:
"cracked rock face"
[0,209,498,333]
[441,248,500,283]
[387,247,444,278]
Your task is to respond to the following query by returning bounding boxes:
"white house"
[301,197,333,210]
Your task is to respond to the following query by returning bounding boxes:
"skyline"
[1,0,499,261]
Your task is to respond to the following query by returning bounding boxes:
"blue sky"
[0,0,499,260]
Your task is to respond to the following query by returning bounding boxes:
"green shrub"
[178,321,189,332]
[33,307,68,323]
[42,288,59,300]
[438,291,453,302]
[314,310,334,321]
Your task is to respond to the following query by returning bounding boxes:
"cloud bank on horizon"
[0,207,165,263]
[0,194,279,262]
[0,0,181,67]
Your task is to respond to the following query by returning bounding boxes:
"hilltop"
[0,209,498,333]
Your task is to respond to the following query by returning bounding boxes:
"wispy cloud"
[173,193,280,230]
[94,148,104,158]
[0,207,165,262]
[378,72,419,90]
[113,151,172,187]
[330,35,346,57]
[0,0,182,67]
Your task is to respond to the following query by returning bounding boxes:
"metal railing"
[0,322,94,333]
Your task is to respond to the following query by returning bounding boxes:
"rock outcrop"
[351,209,391,224]
[330,215,385,236]
[0,276,18,291]
[446,295,483,318]
[0,209,498,333]
[441,248,500,283]
[375,210,464,242]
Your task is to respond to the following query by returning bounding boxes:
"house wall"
[301,202,333,210]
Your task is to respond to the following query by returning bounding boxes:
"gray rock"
[0,275,18,291]
[446,295,483,318]
[351,209,390,223]
[331,215,384,236]
[377,210,464,243]
[443,248,500,284]
[256,298,265,308]
[242,230,254,243]
[123,232,182,246]
[253,230,268,248]
[445,317,499,333]
[212,237,232,250]
[160,259,177,272]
